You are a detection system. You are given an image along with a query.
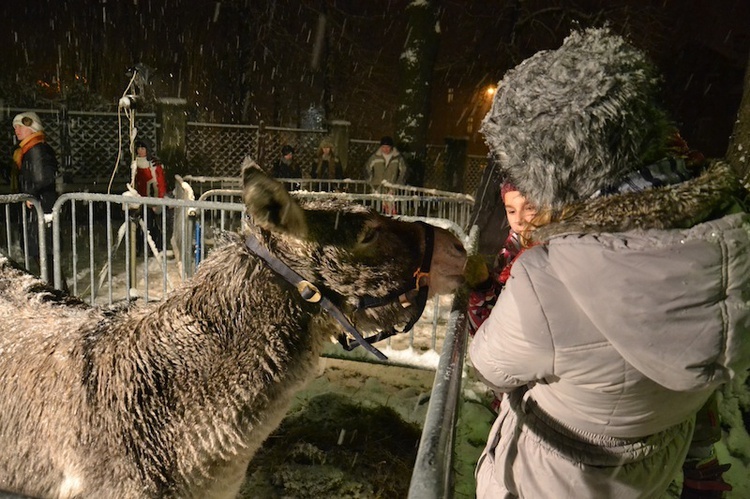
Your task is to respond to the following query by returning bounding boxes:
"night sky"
[1,0,748,157]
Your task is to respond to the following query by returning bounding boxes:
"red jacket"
[135,159,167,198]
[467,231,525,335]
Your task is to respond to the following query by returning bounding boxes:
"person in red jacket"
[133,139,167,251]
[467,181,537,336]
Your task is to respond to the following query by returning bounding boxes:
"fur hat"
[12,112,44,133]
[481,27,671,209]
[319,137,335,150]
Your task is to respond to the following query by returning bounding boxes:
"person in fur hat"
[470,27,748,498]
[312,136,343,182]
[12,111,59,282]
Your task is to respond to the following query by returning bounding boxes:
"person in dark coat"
[12,111,59,283]
[311,137,343,191]
[271,145,301,179]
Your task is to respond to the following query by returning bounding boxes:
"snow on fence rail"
[193,180,475,232]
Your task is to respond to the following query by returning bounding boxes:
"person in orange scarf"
[12,112,59,283]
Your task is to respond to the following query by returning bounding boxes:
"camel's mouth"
[347,300,421,333]
[428,273,465,296]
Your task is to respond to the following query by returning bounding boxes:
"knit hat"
[12,112,44,133]
[380,136,394,147]
[481,27,671,209]
[281,145,294,156]
[500,181,519,202]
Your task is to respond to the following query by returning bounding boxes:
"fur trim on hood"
[533,160,744,241]
[481,27,671,209]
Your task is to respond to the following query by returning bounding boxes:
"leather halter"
[243,221,435,360]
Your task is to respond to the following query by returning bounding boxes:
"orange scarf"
[13,131,46,169]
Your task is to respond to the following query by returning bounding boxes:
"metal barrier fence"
[0,188,467,358]
[408,225,476,499]
[197,186,475,233]
[0,188,476,496]
[0,195,49,281]
[183,176,373,198]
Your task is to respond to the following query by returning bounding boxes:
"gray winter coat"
[365,148,407,188]
[470,161,750,498]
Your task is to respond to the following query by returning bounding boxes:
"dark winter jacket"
[271,158,301,179]
[312,155,343,180]
[16,136,58,213]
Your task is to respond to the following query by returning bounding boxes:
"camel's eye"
[359,225,379,245]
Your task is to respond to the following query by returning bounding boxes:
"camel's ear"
[241,157,308,238]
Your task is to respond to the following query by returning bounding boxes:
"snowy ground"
[253,352,749,498]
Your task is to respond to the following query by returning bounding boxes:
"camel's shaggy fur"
[0,162,466,498]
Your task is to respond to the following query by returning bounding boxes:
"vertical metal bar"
[71,201,78,295]
[408,291,469,499]
[4,204,11,256]
[143,204,149,303]
[408,226,478,499]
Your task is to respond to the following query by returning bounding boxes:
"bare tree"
[727,51,750,179]
[395,0,441,186]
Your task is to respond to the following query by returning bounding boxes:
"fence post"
[328,119,351,174]
[156,98,188,181]
[257,121,266,166]
[444,137,468,192]
[59,104,71,191]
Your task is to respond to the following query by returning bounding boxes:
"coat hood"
[534,160,743,240]
[528,161,750,391]
[540,209,750,391]
[481,27,671,209]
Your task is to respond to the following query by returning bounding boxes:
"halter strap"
[338,222,435,352]
[244,233,388,360]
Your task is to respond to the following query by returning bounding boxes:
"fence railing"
[0,186,467,360]
[197,184,475,233]
[408,225,476,499]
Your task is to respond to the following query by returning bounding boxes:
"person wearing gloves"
[471,27,748,498]
[12,111,59,283]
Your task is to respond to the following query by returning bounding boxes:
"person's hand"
[464,254,491,289]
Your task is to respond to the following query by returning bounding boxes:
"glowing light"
[485,86,496,96]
